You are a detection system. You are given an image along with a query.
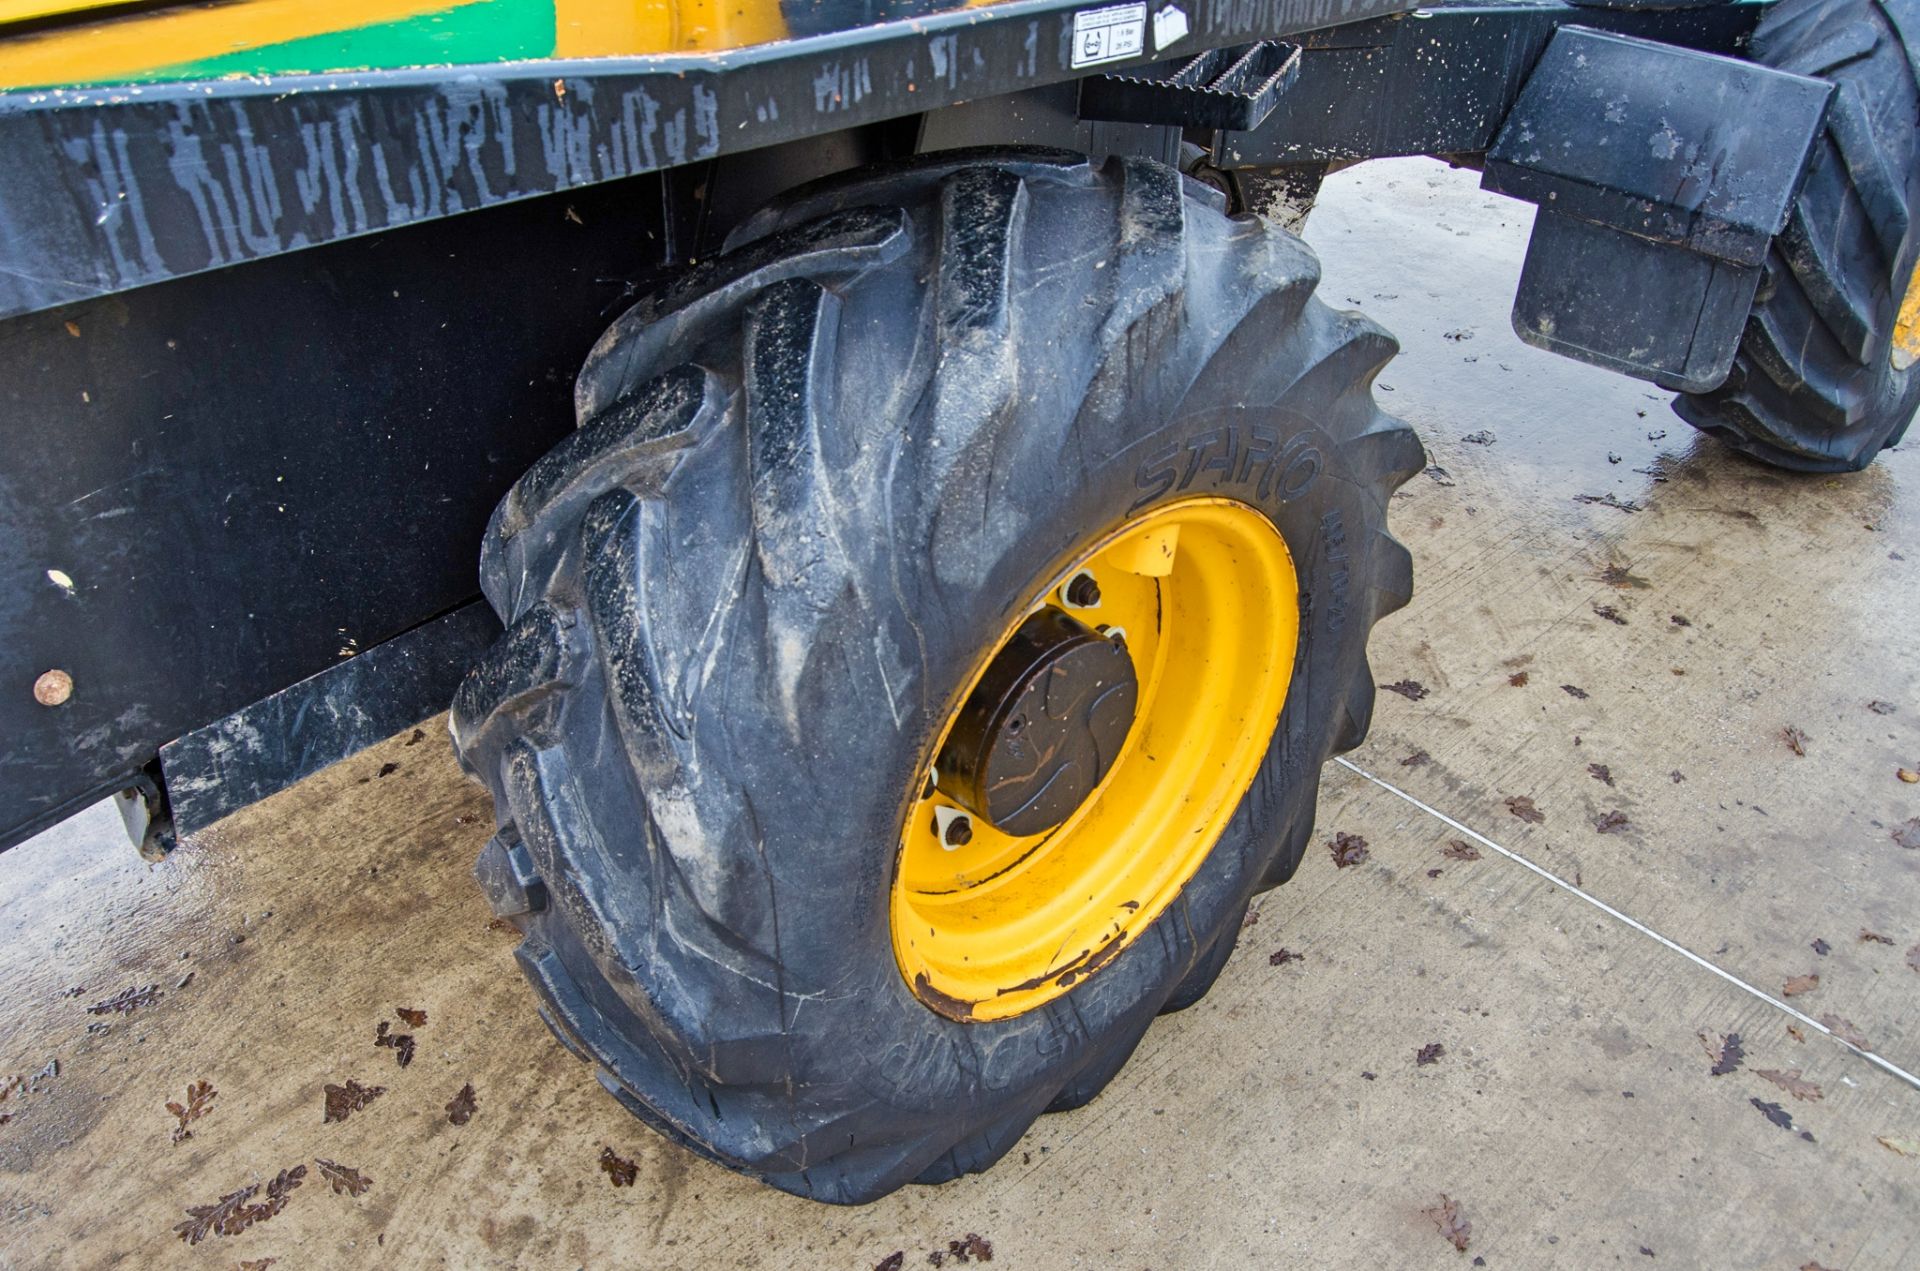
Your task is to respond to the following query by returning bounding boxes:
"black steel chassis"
[0,0,1802,853]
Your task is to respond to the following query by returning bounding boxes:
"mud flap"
[1483,26,1833,393]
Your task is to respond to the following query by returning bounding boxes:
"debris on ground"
[374,1020,416,1068]
[1811,938,1830,956]
[1269,949,1303,967]
[1416,1043,1445,1067]
[446,1083,478,1126]
[1749,1098,1813,1140]
[1877,1136,1919,1157]
[395,1006,428,1027]
[1594,811,1629,834]
[1442,840,1481,861]
[315,1159,373,1197]
[1508,671,1529,687]
[166,1080,216,1144]
[1505,796,1545,824]
[1382,680,1429,701]
[1699,1032,1744,1077]
[1561,684,1590,700]
[1329,833,1371,868]
[598,1146,639,1187]
[1892,819,1920,849]
[1859,930,1893,945]
[1753,1069,1822,1102]
[87,985,160,1016]
[1867,700,1897,715]
[1781,726,1810,756]
[1782,974,1819,997]
[1573,492,1641,513]
[1593,605,1628,626]
[1401,749,1431,767]
[173,1165,305,1244]
[321,1080,385,1124]
[1421,1194,1471,1252]
[1425,465,1456,487]
[1818,1016,1869,1049]
[1587,763,1613,786]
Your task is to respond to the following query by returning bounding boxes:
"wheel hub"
[936,608,1137,838]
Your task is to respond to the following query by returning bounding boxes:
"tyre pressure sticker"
[1070,2,1146,67]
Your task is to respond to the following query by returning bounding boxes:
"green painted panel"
[144,0,556,83]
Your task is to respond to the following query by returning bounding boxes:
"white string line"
[1333,756,1920,1093]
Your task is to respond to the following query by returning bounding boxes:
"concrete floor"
[3,157,1918,1270]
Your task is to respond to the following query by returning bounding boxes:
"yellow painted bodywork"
[892,498,1300,1022]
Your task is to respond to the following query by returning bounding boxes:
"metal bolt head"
[33,669,73,707]
[1064,572,1102,608]
[943,814,973,847]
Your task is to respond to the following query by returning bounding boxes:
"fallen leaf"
[173,1165,305,1245]
[1573,492,1641,513]
[1753,1069,1822,1102]
[446,1082,477,1126]
[874,1255,905,1271]
[1442,840,1481,861]
[374,1020,416,1068]
[322,1079,385,1124]
[1240,907,1260,930]
[1892,819,1920,849]
[1782,974,1819,997]
[1670,614,1691,627]
[1382,680,1429,701]
[1877,1136,1919,1157]
[1818,1015,1869,1049]
[1426,868,1443,878]
[1860,930,1894,945]
[1749,1098,1807,1137]
[945,1233,993,1263]
[1908,943,1920,973]
[1594,811,1629,834]
[1598,564,1647,588]
[87,985,160,1016]
[1593,604,1628,626]
[1587,763,1614,786]
[1561,684,1590,700]
[599,1146,638,1187]
[166,1079,216,1144]
[1670,770,1685,783]
[1811,938,1830,956]
[1782,726,1809,756]
[1422,1194,1471,1252]
[1416,1042,1445,1067]
[315,1158,373,1197]
[1508,671,1530,687]
[404,728,425,746]
[1787,1025,1805,1043]
[1699,1031,1744,1076]
[395,1006,428,1028]
[1328,833,1370,869]
[1867,700,1897,715]
[1505,795,1545,824]
[1425,465,1456,487]
[1269,948,1303,966]
[1400,749,1431,767]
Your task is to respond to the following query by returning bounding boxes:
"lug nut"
[944,816,973,847]
[1063,571,1101,608]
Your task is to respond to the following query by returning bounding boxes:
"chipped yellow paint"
[1894,258,1920,373]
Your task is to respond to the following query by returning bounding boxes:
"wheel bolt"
[1064,571,1101,608]
[944,815,973,847]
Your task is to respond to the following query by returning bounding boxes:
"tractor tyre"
[450,148,1423,1204]
[1676,0,1920,470]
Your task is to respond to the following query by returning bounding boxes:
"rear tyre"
[1675,0,1920,470]
[452,149,1422,1204]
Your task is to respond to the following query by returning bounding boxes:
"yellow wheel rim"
[892,497,1300,1022]
[1894,258,1920,373]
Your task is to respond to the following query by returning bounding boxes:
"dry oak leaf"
[321,1079,385,1125]
[945,1233,994,1263]
[1818,1015,1870,1049]
[1269,948,1303,967]
[1442,840,1481,862]
[395,1006,428,1028]
[1877,1136,1919,1157]
[173,1165,305,1245]
[1422,1194,1471,1252]
[1782,725,1809,756]
[1587,763,1614,786]
[1508,671,1530,687]
[1416,1042,1445,1067]
[1699,1031,1744,1077]
[374,1020,416,1068]
[1382,679,1429,701]
[1782,974,1819,997]
[1893,819,1920,850]
[446,1082,478,1126]
[599,1146,639,1187]
[1754,1069,1823,1102]
[1505,795,1545,824]
[1328,833,1370,868]
[1594,810,1630,834]
[1561,683,1590,700]
[1860,930,1894,945]
[166,1079,216,1144]
[315,1158,373,1198]
[1401,749,1432,767]
[874,1255,906,1271]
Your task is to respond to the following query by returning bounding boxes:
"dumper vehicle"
[0,0,1913,1204]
